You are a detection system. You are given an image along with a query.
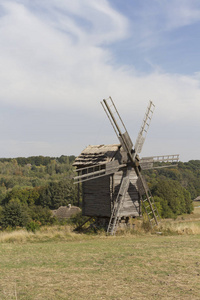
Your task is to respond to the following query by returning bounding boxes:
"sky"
[0,0,200,162]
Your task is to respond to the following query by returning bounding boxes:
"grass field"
[0,203,200,300]
[1,234,200,299]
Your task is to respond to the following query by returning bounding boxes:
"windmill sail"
[101,97,133,155]
[134,101,155,154]
[101,97,159,231]
[140,154,179,170]
[74,160,126,183]
[137,173,160,226]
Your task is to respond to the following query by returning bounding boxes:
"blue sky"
[0,0,200,161]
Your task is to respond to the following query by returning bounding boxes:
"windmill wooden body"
[74,97,179,234]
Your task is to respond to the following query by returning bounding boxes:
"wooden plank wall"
[82,176,111,217]
[114,169,141,217]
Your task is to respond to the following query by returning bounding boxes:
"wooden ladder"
[107,169,131,235]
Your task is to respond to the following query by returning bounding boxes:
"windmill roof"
[73,144,120,167]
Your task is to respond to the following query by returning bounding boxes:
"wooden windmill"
[73,97,179,235]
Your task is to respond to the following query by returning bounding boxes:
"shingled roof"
[73,144,120,168]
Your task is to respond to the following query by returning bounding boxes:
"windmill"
[73,97,179,235]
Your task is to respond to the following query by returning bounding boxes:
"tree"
[152,179,193,218]
[0,200,30,229]
[37,179,78,209]
[3,187,40,206]
[29,205,55,225]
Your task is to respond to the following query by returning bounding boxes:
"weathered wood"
[75,144,141,219]
[113,169,140,217]
[73,144,120,168]
[82,176,111,217]
[140,154,179,170]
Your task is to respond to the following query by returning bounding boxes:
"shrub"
[26,221,40,233]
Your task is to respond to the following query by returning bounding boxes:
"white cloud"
[129,0,200,49]
[162,0,200,30]
[0,1,200,116]
[0,0,129,110]
[0,0,200,160]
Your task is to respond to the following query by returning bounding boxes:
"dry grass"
[1,203,200,244]
[0,225,97,243]
[0,203,200,299]
[1,219,200,245]
[0,234,200,299]
[121,211,200,237]
[157,220,200,235]
[156,202,200,235]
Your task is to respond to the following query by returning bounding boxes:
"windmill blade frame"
[101,97,160,231]
[101,97,134,158]
[140,154,179,170]
[74,160,127,184]
[137,171,160,226]
[134,101,155,154]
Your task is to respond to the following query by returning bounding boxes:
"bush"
[29,205,56,225]
[26,221,40,233]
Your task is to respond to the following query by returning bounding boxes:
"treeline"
[143,160,200,218]
[0,155,79,230]
[0,156,199,229]
[0,155,76,166]
[0,155,76,191]
[0,180,79,230]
